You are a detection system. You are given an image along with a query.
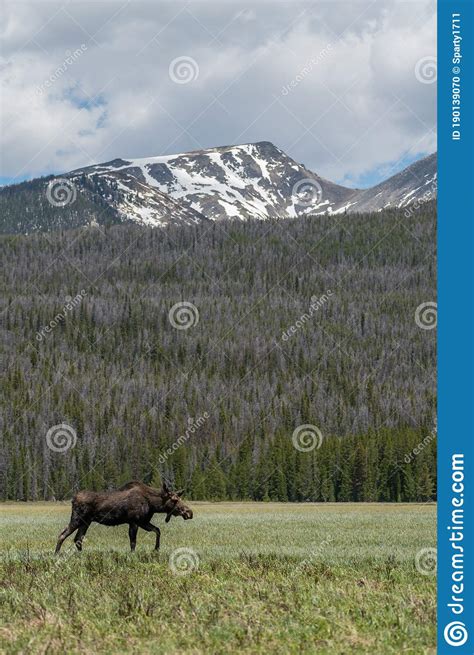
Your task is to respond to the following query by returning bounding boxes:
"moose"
[55,481,193,553]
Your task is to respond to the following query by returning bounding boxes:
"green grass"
[0,502,436,654]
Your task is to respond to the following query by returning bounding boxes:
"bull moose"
[55,481,193,553]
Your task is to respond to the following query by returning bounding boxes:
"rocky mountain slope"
[0,143,436,233]
[345,153,437,214]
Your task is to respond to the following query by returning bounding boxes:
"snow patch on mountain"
[3,143,436,233]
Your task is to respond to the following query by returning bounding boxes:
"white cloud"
[0,0,436,186]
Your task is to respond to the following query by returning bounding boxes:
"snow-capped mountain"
[0,143,436,233]
[70,141,358,222]
[344,153,437,214]
[86,167,205,227]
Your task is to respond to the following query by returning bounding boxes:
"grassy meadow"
[0,502,436,654]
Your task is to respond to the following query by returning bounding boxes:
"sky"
[0,0,437,188]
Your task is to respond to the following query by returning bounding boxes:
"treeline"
[0,174,123,234]
[0,203,437,501]
[4,427,435,502]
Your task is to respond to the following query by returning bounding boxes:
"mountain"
[1,202,436,502]
[344,153,437,214]
[0,143,436,233]
[69,141,358,222]
[0,166,204,235]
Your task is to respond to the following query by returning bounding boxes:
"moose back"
[55,481,193,553]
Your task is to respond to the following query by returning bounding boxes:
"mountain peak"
[154,140,283,159]
[0,146,437,233]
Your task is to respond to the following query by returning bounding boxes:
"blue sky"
[0,150,433,191]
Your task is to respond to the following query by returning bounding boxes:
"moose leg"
[74,522,90,551]
[140,522,161,551]
[55,522,79,554]
[129,523,138,552]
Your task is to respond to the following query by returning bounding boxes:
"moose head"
[161,482,193,522]
[55,480,193,554]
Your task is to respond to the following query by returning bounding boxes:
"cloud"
[0,0,436,187]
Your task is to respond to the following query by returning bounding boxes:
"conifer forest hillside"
[0,203,436,501]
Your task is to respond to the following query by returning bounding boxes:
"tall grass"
[0,502,436,654]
